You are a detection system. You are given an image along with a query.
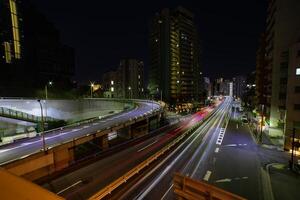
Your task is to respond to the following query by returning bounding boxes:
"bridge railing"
[0,107,55,123]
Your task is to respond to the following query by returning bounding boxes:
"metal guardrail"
[173,173,246,200]
[0,107,56,123]
[88,104,218,200]
[0,101,163,166]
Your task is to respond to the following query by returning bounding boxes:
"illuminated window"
[4,42,12,63]
[9,0,21,59]
[111,80,114,85]
[138,75,140,79]
[296,67,300,75]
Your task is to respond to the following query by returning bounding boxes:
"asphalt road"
[126,100,264,200]
[123,97,232,200]
[40,101,219,199]
[0,101,161,165]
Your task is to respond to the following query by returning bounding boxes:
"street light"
[128,86,132,99]
[45,81,53,100]
[90,82,94,98]
[37,99,46,151]
[45,81,52,120]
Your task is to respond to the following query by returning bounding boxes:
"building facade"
[0,0,24,91]
[149,6,203,104]
[0,0,75,96]
[233,75,246,99]
[261,0,300,149]
[102,59,144,99]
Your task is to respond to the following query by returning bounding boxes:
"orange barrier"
[173,173,246,200]
[0,168,64,200]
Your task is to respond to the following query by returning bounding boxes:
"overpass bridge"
[0,98,163,181]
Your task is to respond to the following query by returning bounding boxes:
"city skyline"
[32,0,267,82]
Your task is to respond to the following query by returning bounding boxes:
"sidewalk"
[250,127,300,200]
[242,111,300,200]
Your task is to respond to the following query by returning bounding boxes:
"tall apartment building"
[0,0,75,96]
[261,0,300,149]
[149,6,202,104]
[102,59,144,99]
[233,75,246,99]
[0,0,24,88]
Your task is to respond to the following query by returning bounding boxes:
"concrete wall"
[0,98,130,122]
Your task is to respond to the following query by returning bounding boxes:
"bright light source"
[296,67,300,75]
[49,81,53,85]
[128,86,131,90]
[111,87,114,92]
[111,80,114,85]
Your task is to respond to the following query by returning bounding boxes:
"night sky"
[32,0,267,83]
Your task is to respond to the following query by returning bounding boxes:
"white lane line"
[160,183,173,200]
[225,144,237,147]
[215,178,231,183]
[203,170,212,181]
[56,180,82,195]
[137,140,157,152]
[215,147,219,153]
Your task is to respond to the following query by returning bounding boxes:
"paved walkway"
[243,113,300,200]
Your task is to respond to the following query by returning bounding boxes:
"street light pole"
[90,82,94,98]
[37,100,46,151]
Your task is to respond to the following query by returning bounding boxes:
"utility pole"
[37,100,46,151]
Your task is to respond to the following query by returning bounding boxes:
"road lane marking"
[203,170,212,181]
[161,183,173,200]
[215,178,231,183]
[225,144,237,147]
[215,147,219,153]
[137,140,157,152]
[56,180,82,195]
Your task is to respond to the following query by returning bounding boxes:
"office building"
[149,6,203,104]
[262,0,300,149]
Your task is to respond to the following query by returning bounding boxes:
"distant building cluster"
[255,0,300,149]
[0,0,75,96]
[203,76,246,99]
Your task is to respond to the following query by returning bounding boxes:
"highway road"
[39,99,225,199]
[121,97,232,200]
[0,101,161,165]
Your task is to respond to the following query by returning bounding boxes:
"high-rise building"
[119,59,144,99]
[255,33,270,107]
[149,6,203,104]
[102,59,144,99]
[233,75,246,99]
[262,0,300,149]
[0,0,25,90]
[203,77,212,97]
[0,1,75,96]
[0,0,22,64]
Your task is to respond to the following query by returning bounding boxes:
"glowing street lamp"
[128,86,132,99]
[45,81,53,100]
[90,82,94,98]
